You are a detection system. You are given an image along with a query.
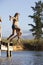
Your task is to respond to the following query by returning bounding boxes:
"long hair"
[14,13,19,17]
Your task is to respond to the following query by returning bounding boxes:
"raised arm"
[9,15,17,21]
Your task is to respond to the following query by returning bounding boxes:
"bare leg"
[10,35,17,42]
[9,31,21,42]
[17,37,20,43]
[17,31,22,44]
[9,29,22,42]
[9,28,20,41]
[7,29,16,40]
[7,33,14,40]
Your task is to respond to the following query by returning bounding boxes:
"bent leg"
[17,31,22,44]
[10,35,17,42]
[7,33,14,40]
[7,29,15,40]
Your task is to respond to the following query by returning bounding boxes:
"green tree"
[28,1,43,39]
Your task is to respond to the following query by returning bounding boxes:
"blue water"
[0,51,43,65]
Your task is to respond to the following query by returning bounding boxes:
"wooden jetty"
[0,41,13,57]
[1,44,13,51]
[0,18,13,57]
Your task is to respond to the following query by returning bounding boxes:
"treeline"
[28,1,43,39]
[22,39,43,51]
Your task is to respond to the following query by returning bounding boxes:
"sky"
[0,0,43,38]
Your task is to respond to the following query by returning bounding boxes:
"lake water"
[0,51,43,65]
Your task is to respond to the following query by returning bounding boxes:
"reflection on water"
[0,51,43,65]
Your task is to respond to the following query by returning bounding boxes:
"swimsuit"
[12,24,18,30]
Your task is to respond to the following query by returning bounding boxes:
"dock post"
[0,19,2,56]
[7,42,10,57]
[7,42,12,57]
[0,41,1,56]
[10,51,12,57]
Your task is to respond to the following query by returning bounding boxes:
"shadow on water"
[0,51,43,65]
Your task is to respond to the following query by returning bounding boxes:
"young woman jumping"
[7,13,20,40]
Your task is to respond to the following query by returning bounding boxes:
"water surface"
[0,51,43,65]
